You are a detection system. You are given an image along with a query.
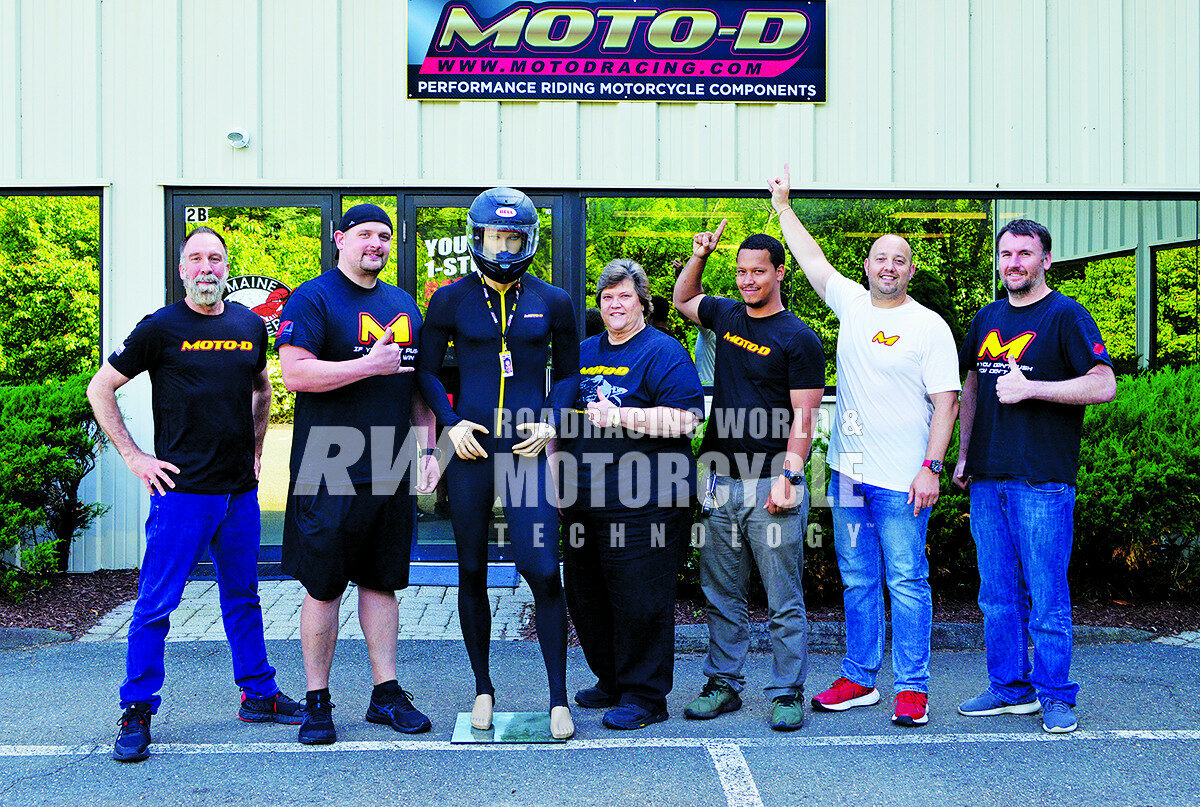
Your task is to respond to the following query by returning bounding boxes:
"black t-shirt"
[697,296,826,479]
[276,269,422,485]
[108,301,268,494]
[561,326,704,521]
[959,290,1112,484]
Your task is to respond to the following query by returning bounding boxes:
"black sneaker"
[112,704,152,762]
[366,686,432,734]
[602,703,669,730]
[574,684,620,709]
[239,691,305,725]
[298,693,337,745]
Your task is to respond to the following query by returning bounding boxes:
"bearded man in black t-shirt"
[674,222,826,732]
[88,227,303,763]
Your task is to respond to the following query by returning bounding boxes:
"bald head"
[863,233,916,306]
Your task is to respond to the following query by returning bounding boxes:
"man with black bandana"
[276,203,439,745]
[416,187,579,740]
[88,226,303,762]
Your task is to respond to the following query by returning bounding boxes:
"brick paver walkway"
[79,580,534,642]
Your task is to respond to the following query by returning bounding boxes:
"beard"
[185,271,228,306]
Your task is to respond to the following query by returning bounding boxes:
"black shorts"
[282,480,416,601]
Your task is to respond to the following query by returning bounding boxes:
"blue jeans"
[700,475,809,699]
[970,477,1078,706]
[827,471,932,694]
[121,490,278,712]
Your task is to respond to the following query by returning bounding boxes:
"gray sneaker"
[958,690,1041,716]
[684,678,742,720]
[1041,699,1078,733]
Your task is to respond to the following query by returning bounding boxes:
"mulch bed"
[528,591,1200,645]
[0,570,139,639]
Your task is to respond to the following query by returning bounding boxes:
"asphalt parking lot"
[1,638,1197,806]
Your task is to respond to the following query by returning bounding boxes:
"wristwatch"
[922,459,944,474]
[781,469,804,486]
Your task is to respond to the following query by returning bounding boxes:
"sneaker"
[574,684,620,709]
[1041,699,1078,734]
[366,686,432,734]
[112,704,152,762]
[602,703,669,730]
[239,690,305,725]
[769,694,805,732]
[810,677,881,712]
[298,693,337,745]
[683,678,742,720]
[957,690,1041,717]
[892,691,929,726]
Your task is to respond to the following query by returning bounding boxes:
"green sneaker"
[684,678,742,720]
[770,693,804,732]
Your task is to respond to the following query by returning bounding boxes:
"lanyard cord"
[478,273,520,348]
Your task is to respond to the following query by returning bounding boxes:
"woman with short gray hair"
[560,258,704,730]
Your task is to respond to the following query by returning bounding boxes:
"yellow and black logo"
[359,313,414,345]
[722,331,771,356]
[181,340,255,351]
[977,329,1035,361]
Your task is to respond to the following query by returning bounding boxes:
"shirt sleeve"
[275,287,325,356]
[1063,310,1114,376]
[647,339,705,416]
[921,314,963,394]
[787,327,826,390]
[823,271,866,320]
[254,317,269,374]
[959,312,982,375]
[107,313,159,379]
[696,295,718,331]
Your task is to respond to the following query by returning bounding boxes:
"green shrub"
[1073,365,1200,597]
[268,354,295,424]
[0,373,108,601]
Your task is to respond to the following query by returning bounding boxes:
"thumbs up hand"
[365,326,406,376]
[995,355,1031,404]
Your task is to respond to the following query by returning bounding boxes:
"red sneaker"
[810,677,881,712]
[892,691,929,726]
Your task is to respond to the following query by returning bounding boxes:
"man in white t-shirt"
[768,166,961,727]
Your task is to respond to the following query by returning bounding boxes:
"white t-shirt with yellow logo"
[825,271,960,492]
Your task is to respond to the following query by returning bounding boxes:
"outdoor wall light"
[226,129,251,149]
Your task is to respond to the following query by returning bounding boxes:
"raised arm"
[279,326,409,394]
[995,358,1117,406]
[673,218,726,325]
[767,163,836,301]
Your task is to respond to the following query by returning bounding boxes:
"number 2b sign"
[407,0,825,103]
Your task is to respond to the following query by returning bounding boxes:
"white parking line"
[1,729,1198,758]
[707,743,765,807]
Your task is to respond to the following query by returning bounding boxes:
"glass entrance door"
[401,194,564,563]
[167,192,336,560]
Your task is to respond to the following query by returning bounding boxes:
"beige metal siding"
[2,0,1198,570]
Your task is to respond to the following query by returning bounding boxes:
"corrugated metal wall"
[2,0,1197,570]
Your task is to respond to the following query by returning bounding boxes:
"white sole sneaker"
[811,687,881,712]
[958,697,1042,717]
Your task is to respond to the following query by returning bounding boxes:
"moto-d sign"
[408,0,825,102]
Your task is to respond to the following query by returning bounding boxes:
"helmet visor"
[468,219,539,268]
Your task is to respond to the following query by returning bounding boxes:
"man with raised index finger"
[954,218,1116,734]
[768,164,961,728]
[276,203,439,745]
[88,226,304,763]
[673,218,826,732]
